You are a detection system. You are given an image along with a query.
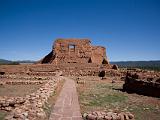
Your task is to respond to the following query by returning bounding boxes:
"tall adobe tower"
[38,38,110,66]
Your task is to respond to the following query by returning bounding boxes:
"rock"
[106,112,113,117]
[124,114,129,120]
[37,112,46,119]
[22,112,28,117]
[126,112,134,119]
[2,102,9,107]
[100,111,106,116]
[16,97,25,104]
[28,109,36,118]
[13,112,21,118]
[5,106,12,111]
[7,99,15,106]
[4,114,14,120]
[111,113,118,120]
[83,113,88,119]
[96,111,102,116]
[37,102,43,108]
[92,111,98,116]
[97,114,104,119]
[87,114,97,120]
[118,113,125,120]
[13,108,23,118]
[104,116,112,120]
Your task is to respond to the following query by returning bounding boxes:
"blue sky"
[0,0,160,61]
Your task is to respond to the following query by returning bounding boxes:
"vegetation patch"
[76,76,160,120]
[0,111,7,120]
[43,79,64,119]
[88,94,127,106]
[128,104,160,120]
[0,84,43,97]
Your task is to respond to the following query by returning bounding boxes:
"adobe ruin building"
[0,38,111,76]
[38,38,110,66]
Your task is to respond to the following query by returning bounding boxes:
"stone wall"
[0,38,112,76]
[38,38,109,65]
[83,111,134,120]
[123,72,160,97]
[4,76,62,120]
[0,64,111,76]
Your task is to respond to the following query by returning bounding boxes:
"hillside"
[0,59,12,64]
[0,59,35,65]
[111,60,160,71]
[1,59,160,71]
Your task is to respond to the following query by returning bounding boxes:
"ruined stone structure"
[0,38,111,76]
[123,72,160,97]
[38,38,109,65]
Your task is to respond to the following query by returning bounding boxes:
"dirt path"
[49,77,82,120]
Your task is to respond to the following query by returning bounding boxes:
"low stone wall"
[123,72,160,97]
[4,76,62,120]
[0,64,111,76]
[27,72,57,76]
[0,75,51,80]
[62,69,99,76]
[0,97,25,111]
[83,111,134,120]
[0,80,45,86]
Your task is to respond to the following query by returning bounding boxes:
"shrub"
[0,72,5,75]
[112,64,118,70]
[98,70,105,79]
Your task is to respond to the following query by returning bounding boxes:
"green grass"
[43,101,53,119]
[0,111,7,120]
[76,77,160,120]
[88,94,127,106]
[43,90,56,119]
[78,81,128,111]
[43,79,64,119]
[128,105,160,120]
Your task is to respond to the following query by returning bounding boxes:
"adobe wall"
[0,64,101,76]
[53,39,92,64]
[0,39,112,76]
[39,38,110,66]
[91,46,107,64]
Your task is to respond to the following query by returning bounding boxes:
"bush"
[98,70,105,79]
[9,62,20,65]
[0,72,5,75]
[112,64,118,70]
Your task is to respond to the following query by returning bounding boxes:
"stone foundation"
[123,72,160,97]
[4,76,62,120]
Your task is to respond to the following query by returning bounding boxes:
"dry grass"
[0,84,43,97]
[43,79,65,119]
[75,76,160,120]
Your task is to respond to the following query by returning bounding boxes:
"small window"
[69,44,75,52]
[69,45,75,49]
